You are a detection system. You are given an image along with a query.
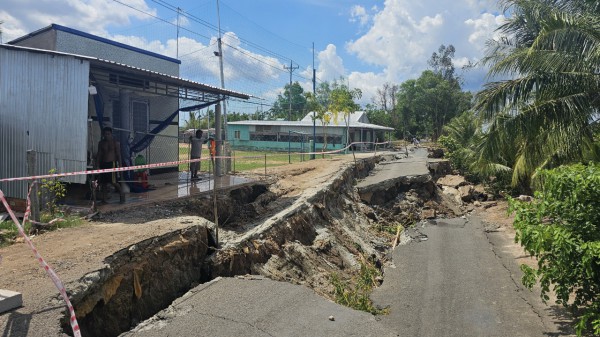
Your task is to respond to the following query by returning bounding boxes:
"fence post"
[27,150,39,222]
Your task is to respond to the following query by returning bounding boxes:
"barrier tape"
[0,186,82,337]
[0,141,392,183]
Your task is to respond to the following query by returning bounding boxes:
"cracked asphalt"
[370,216,574,337]
[121,276,398,337]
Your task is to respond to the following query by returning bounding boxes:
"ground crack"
[481,222,548,329]
[192,311,276,337]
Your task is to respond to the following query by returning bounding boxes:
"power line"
[148,0,296,63]
[110,0,212,41]
[220,0,307,51]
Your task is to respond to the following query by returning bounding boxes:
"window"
[234,130,241,139]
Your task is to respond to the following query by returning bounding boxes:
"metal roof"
[9,23,181,64]
[0,44,250,101]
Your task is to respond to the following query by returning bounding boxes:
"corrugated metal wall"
[0,48,89,199]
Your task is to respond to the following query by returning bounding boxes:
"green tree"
[475,0,600,187]
[316,81,332,108]
[510,163,600,336]
[395,71,471,141]
[329,79,362,147]
[270,82,307,121]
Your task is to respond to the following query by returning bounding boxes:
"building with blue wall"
[227,111,394,152]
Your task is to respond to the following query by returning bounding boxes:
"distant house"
[0,24,248,200]
[227,111,394,152]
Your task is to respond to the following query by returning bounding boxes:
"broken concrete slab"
[356,151,431,205]
[421,208,436,219]
[458,185,474,202]
[436,174,467,188]
[427,159,451,177]
[441,186,463,205]
[0,289,22,314]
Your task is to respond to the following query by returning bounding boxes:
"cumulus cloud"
[350,5,370,26]
[345,0,506,92]
[315,44,347,82]
[0,0,155,41]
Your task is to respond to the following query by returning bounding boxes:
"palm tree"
[475,0,600,187]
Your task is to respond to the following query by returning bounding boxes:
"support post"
[26,150,39,222]
[215,102,222,176]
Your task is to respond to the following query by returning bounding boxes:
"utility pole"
[176,8,181,58]
[312,42,316,160]
[215,0,229,175]
[284,60,299,121]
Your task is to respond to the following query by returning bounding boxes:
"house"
[227,111,394,152]
[0,24,249,200]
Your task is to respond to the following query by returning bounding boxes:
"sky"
[0,0,507,115]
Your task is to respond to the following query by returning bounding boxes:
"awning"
[89,58,249,103]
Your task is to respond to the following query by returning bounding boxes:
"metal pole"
[311,42,316,160]
[288,130,291,164]
[176,7,181,59]
[216,0,227,140]
[288,61,292,121]
[264,154,267,176]
[215,102,222,176]
[27,150,39,222]
[212,155,219,246]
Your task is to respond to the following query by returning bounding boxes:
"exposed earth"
[0,150,571,337]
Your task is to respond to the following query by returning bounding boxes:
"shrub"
[510,163,600,336]
[39,169,66,217]
[330,256,387,315]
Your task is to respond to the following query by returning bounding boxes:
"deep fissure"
[62,156,451,337]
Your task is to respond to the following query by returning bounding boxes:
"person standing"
[190,129,204,180]
[96,127,125,204]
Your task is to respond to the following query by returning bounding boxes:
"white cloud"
[350,5,370,26]
[465,13,506,49]
[345,0,505,93]
[316,44,346,82]
[0,0,156,41]
[1,0,506,107]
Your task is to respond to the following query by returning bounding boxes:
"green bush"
[510,163,600,336]
[39,169,66,217]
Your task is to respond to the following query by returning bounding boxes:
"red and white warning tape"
[0,185,81,337]
[0,141,391,183]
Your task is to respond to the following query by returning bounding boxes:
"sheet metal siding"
[0,48,88,199]
[55,31,179,76]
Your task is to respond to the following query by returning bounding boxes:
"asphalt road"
[122,276,398,337]
[370,216,572,337]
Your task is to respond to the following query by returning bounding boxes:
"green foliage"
[330,257,387,315]
[475,0,600,185]
[270,82,307,120]
[510,163,600,336]
[0,214,82,247]
[39,169,66,217]
[395,70,472,141]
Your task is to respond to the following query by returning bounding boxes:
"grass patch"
[0,214,84,248]
[330,256,388,315]
[178,143,335,172]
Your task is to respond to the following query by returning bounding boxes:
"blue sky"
[1,0,506,115]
